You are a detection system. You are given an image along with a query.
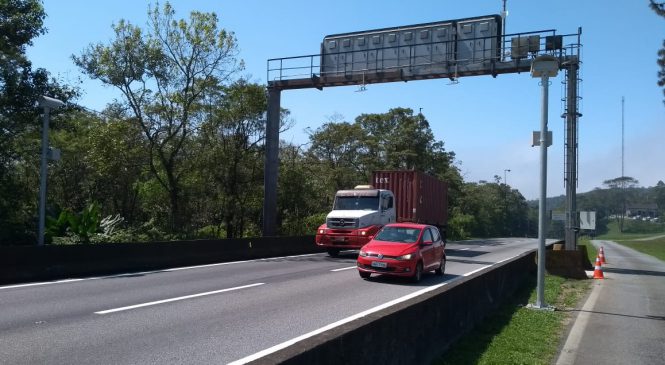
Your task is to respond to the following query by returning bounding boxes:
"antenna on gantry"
[356,72,368,92]
[447,64,460,85]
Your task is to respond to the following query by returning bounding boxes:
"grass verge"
[614,237,665,262]
[598,220,665,241]
[434,273,590,365]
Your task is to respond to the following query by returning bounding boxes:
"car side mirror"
[422,240,433,246]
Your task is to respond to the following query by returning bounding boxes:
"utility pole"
[37,96,65,245]
[530,55,559,310]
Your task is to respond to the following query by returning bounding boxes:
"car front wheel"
[412,262,423,283]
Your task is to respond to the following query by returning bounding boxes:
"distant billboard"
[580,211,596,230]
[320,15,502,76]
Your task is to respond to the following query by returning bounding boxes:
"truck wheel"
[359,271,371,279]
[412,262,423,283]
[327,249,340,257]
[435,256,446,276]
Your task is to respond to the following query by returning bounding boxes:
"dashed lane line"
[94,283,265,314]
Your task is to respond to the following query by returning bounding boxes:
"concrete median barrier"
[0,236,321,285]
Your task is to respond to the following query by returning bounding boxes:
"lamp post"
[530,55,559,310]
[503,169,511,186]
[37,96,65,245]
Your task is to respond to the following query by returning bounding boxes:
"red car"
[357,223,446,282]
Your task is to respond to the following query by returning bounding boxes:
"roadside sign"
[580,211,596,230]
[551,211,566,221]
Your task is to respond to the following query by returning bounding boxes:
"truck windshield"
[333,196,379,210]
[375,226,422,243]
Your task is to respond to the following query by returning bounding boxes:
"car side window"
[431,228,441,242]
[422,229,433,243]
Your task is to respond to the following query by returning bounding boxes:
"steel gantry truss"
[263,26,582,251]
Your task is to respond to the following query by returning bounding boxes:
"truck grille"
[327,217,359,229]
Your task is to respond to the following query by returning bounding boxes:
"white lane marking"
[555,281,603,365]
[460,248,471,251]
[331,266,357,272]
[0,278,85,290]
[95,283,265,315]
[227,281,449,365]
[0,253,321,291]
[463,266,491,277]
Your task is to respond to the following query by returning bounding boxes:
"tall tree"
[650,1,665,104]
[195,80,267,238]
[0,0,78,244]
[49,107,147,224]
[603,176,639,232]
[74,2,243,231]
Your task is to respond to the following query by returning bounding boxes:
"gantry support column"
[564,61,580,250]
[263,87,281,236]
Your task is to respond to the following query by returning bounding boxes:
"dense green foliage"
[0,0,78,244]
[0,2,661,245]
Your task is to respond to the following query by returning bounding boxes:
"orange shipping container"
[371,170,448,227]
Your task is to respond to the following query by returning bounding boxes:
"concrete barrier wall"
[0,236,321,285]
[251,250,537,365]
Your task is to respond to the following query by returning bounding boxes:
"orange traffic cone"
[599,246,607,264]
[592,256,604,279]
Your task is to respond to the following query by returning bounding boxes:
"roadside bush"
[448,208,474,240]
[623,219,665,234]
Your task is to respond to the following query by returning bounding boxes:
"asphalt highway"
[0,238,542,364]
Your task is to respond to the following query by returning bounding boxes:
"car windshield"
[333,196,379,210]
[374,226,422,243]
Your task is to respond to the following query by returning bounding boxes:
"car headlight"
[318,229,325,234]
[359,250,368,257]
[397,253,414,260]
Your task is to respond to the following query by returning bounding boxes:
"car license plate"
[371,261,387,269]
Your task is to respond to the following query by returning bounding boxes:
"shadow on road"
[603,267,665,277]
[557,308,665,321]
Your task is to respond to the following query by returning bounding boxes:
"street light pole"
[530,56,558,310]
[503,169,511,186]
[37,96,65,245]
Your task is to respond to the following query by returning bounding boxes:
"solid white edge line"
[462,265,491,277]
[227,281,449,365]
[95,283,265,315]
[0,253,321,290]
[330,266,357,272]
[555,281,603,365]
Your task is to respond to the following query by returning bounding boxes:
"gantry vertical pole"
[263,87,281,236]
[564,61,579,250]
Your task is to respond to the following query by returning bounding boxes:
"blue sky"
[28,0,664,200]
